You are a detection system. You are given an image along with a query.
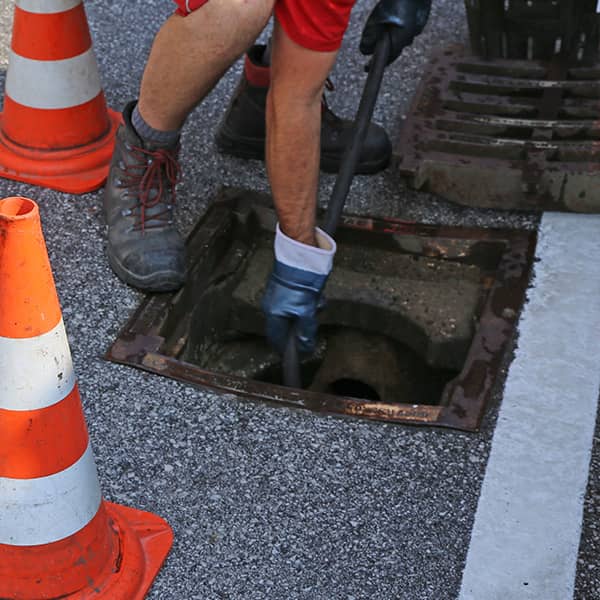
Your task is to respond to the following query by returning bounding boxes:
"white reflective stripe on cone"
[0,318,76,411]
[0,444,102,546]
[16,0,82,14]
[6,49,102,110]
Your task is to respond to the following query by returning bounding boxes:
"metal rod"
[282,32,393,388]
[324,33,391,236]
[282,326,302,388]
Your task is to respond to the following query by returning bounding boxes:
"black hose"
[282,32,392,388]
[282,325,302,388]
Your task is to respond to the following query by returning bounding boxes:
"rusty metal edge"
[104,202,536,432]
[439,228,537,430]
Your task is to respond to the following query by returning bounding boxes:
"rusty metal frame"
[106,189,536,432]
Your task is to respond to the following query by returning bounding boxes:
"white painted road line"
[459,213,600,600]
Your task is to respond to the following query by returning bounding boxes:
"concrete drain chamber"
[107,188,535,431]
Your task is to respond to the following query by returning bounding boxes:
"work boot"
[103,102,186,292]
[215,45,392,175]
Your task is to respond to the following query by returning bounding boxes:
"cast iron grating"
[394,43,600,212]
[106,188,535,432]
[465,0,600,62]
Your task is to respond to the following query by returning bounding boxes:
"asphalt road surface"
[1,1,599,598]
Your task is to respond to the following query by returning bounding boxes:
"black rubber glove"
[360,0,432,65]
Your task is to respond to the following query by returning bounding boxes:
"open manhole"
[106,188,535,431]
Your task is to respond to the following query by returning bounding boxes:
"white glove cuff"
[274,224,337,275]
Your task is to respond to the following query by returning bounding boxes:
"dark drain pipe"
[283,32,393,388]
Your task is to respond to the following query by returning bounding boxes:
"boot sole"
[215,127,390,176]
[107,247,185,293]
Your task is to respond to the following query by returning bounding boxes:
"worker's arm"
[262,0,432,357]
[261,22,339,355]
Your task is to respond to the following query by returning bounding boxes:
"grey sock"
[131,104,181,147]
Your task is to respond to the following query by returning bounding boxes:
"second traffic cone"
[0,0,120,193]
[0,196,172,599]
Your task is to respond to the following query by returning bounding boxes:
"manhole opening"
[107,188,535,430]
[327,380,381,402]
[208,327,459,406]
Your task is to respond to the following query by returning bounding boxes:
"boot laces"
[120,144,181,232]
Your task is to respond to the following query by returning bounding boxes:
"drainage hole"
[326,379,381,401]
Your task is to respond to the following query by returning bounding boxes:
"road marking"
[459,213,600,600]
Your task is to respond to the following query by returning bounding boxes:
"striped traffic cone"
[0,1,120,193]
[0,196,173,599]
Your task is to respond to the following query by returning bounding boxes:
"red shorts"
[173,0,356,52]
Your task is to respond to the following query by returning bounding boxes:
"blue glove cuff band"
[271,261,328,294]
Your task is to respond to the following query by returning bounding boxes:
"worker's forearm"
[266,22,339,247]
[266,90,321,247]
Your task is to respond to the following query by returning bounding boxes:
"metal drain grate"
[465,0,600,62]
[394,44,600,212]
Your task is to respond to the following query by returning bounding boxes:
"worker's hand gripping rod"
[282,32,393,388]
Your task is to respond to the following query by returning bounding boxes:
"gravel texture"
[0,1,597,598]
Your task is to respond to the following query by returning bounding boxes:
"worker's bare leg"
[104,1,275,292]
[266,21,339,246]
[138,0,276,131]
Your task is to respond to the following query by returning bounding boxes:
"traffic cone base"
[0,502,173,600]
[99,502,174,600]
[0,108,120,194]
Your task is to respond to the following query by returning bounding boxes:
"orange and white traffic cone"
[0,1,120,193]
[0,196,173,599]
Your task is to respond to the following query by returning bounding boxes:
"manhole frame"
[105,188,536,432]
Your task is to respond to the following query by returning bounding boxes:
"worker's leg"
[104,0,275,292]
[138,1,275,130]
[215,35,391,175]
